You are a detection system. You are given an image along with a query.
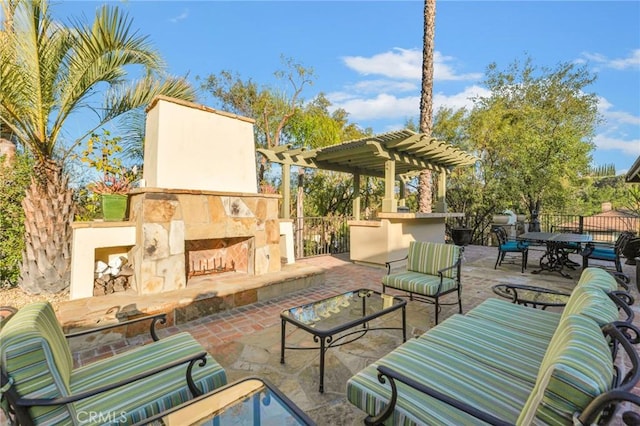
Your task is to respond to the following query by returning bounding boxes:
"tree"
[476,58,598,216]
[418,0,436,213]
[0,0,195,294]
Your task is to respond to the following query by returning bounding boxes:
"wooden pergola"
[257,129,477,219]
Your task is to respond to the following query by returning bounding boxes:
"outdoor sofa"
[0,302,227,425]
[347,267,640,425]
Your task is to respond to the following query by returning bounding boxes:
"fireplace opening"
[185,237,254,281]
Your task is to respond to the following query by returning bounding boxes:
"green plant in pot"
[80,131,136,221]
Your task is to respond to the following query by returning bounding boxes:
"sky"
[15,1,640,174]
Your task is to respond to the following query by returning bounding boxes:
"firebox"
[186,237,254,280]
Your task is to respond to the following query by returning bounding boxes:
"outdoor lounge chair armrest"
[437,258,461,277]
[575,390,640,425]
[601,323,640,390]
[385,256,409,274]
[607,291,635,323]
[364,365,511,426]
[65,313,167,341]
[13,351,209,408]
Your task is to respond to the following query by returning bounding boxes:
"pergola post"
[353,173,361,220]
[382,160,397,213]
[434,171,448,213]
[281,163,291,219]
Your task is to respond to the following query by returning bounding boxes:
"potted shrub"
[80,131,136,221]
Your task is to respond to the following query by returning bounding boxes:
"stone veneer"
[128,188,281,295]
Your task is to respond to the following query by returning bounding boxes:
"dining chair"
[492,226,529,273]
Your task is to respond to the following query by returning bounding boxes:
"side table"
[492,284,571,310]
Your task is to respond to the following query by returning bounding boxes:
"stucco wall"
[143,97,258,193]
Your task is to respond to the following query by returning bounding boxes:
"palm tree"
[418,0,436,213]
[0,0,196,294]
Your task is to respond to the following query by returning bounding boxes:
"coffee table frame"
[280,289,406,393]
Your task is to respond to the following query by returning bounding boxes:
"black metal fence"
[293,216,352,258]
[293,213,639,259]
[446,213,640,246]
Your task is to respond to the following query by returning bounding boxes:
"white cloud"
[597,95,640,126]
[346,79,418,94]
[593,134,640,156]
[327,85,490,121]
[342,48,481,81]
[169,10,189,23]
[328,93,419,121]
[581,49,640,70]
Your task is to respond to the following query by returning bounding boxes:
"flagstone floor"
[70,245,639,425]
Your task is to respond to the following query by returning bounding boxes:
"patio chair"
[0,302,227,425]
[382,241,462,325]
[492,225,529,273]
[581,231,636,282]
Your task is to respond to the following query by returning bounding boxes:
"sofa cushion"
[419,314,551,383]
[0,302,74,424]
[517,314,614,425]
[347,337,533,425]
[72,332,227,424]
[406,241,460,278]
[560,286,619,326]
[575,267,618,292]
[382,271,457,296]
[465,298,561,340]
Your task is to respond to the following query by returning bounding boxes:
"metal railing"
[446,213,640,245]
[293,213,639,258]
[293,216,352,258]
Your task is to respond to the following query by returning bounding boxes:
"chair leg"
[434,296,439,325]
[494,252,501,269]
[457,286,462,314]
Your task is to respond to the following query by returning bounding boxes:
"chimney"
[601,202,612,212]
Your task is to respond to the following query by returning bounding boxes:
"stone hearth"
[128,188,281,295]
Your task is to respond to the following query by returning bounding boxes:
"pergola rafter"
[257,129,477,218]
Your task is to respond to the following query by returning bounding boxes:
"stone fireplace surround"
[128,188,281,295]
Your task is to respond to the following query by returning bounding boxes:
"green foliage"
[77,130,138,195]
[587,164,616,177]
[434,57,599,230]
[0,151,32,288]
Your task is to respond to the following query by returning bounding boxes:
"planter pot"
[492,215,510,225]
[101,194,128,221]
[451,228,472,246]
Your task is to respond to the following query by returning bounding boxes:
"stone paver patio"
[70,244,639,425]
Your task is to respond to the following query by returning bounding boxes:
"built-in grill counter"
[348,212,465,267]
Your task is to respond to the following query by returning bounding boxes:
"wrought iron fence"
[446,213,640,245]
[293,216,352,258]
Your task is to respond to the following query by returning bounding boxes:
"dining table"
[518,231,593,279]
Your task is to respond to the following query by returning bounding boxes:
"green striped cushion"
[347,337,532,425]
[517,314,614,425]
[419,314,550,383]
[466,298,561,340]
[71,332,227,424]
[407,241,460,278]
[560,286,619,326]
[0,302,75,424]
[382,271,457,296]
[575,268,618,292]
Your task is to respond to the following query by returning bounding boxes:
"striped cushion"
[0,302,75,424]
[406,241,460,278]
[560,286,619,326]
[347,337,532,425]
[466,298,561,340]
[382,271,457,296]
[72,332,227,424]
[418,314,550,383]
[576,268,618,292]
[517,315,614,425]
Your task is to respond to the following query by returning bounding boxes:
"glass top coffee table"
[134,377,314,425]
[280,289,406,393]
[492,284,571,309]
